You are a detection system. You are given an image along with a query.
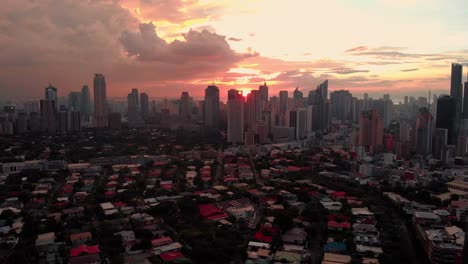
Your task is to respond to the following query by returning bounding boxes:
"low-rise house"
[246,241,273,263]
[153,242,183,255]
[199,204,228,221]
[282,227,307,245]
[70,232,92,246]
[151,237,173,248]
[69,244,101,264]
[322,253,351,264]
[328,221,351,231]
[274,250,302,264]
[323,242,347,253]
[115,230,136,251]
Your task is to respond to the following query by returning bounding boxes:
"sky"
[1,0,468,101]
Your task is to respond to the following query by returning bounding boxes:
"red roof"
[54,201,69,208]
[154,161,168,167]
[152,236,173,247]
[253,225,279,243]
[360,218,376,225]
[113,202,127,208]
[8,191,22,197]
[161,184,173,190]
[198,204,228,221]
[308,191,319,197]
[261,197,277,204]
[70,245,100,257]
[159,251,184,262]
[253,231,273,243]
[149,169,162,177]
[287,166,301,172]
[327,214,350,222]
[331,191,346,197]
[328,221,351,229]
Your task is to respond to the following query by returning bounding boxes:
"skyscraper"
[293,87,303,99]
[259,82,269,104]
[279,91,288,114]
[359,109,383,154]
[450,63,463,114]
[45,84,58,102]
[40,99,57,132]
[436,95,457,145]
[245,90,261,131]
[179,92,191,121]
[58,111,68,132]
[68,92,81,112]
[464,73,468,119]
[68,111,81,132]
[330,90,352,121]
[227,89,244,144]
[127,88,142,127]
[80,85,92,122]
[131,88,139,107]
[317,80,328,100]
[204,85,220,129]
[140,93,149,120]
[415,107,433,156]
[24,101,39,114]
[310,80,329,132]
[289,108,307,140]
[93,74,108,128]
[279,91,288,126]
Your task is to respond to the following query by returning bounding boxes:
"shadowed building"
[436,95,456,145]
[359,109,383,154]
[227,89,244,144]
[93,74,108,128]
[204,85,220,129]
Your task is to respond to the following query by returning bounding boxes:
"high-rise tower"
[80,85,92,122]
[227,89,244,144]
[359,109,383,154]
[436,95,457,145]
[204,85,220,129]
[45,84,57,102]
[93,74,108,128]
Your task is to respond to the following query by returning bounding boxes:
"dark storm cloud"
[120,22,255,65]
[0,0,253,97]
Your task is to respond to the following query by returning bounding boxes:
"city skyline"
[1,0,468,100]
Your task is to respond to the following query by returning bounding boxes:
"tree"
[178,197,199,216]
[274,211,294,231]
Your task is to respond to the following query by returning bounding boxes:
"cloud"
[122,0,224,23]
[345,46,426,59]
[332,68,370,75]
[0,0,255,98]
[228,37,242,42]
[351,51,424,59]
[401,68,419,72]
[345,46,368,53]
[120,23,255,64]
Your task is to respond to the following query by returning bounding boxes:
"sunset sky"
[1,0,467,100]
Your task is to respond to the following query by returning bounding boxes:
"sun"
[239,89,252,97]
